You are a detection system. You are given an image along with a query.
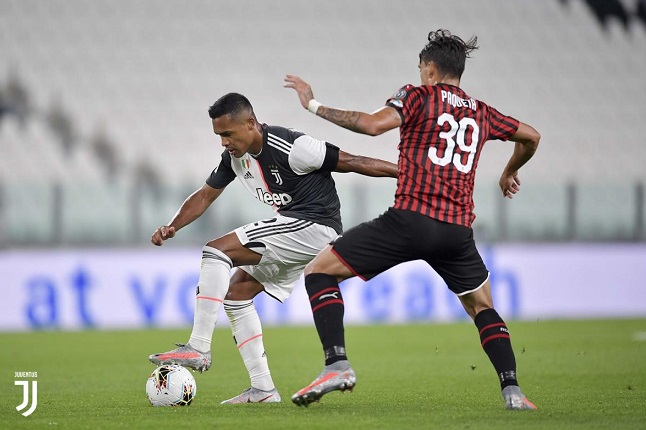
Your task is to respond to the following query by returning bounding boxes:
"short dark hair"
[208,92,255,120]
[419,29,478,79]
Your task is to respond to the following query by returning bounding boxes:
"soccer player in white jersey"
[148,92,397,404]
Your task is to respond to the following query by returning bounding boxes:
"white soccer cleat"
[148,343,212,373]
[220,387,282,404]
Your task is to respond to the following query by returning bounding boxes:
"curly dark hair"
[418,29,479,79]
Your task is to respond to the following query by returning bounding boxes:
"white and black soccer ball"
[146,364,197,406]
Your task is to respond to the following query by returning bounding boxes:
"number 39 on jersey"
[429,113,480,174]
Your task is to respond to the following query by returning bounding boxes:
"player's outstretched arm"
[335,150,398,178]
[284,74,401,136]
[499,122,541,199]
[151,184,224,246]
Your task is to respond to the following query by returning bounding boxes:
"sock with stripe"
[188,246,232,353]
[224,299,275,391]
[304,273,347,365]
[474,308,518,389]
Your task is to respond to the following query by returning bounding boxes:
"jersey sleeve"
[288,135,339,174]
[486,105,520,141]
[205,151,236,188]
[386,84,420,125]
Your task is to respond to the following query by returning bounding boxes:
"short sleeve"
[205,151,236,188]
[288,135,337,175]
[386,84,419,125]
[486,105,520,141]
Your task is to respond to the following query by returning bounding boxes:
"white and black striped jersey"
[206,124,342,233]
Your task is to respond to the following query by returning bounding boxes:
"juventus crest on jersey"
[206,124,343,234]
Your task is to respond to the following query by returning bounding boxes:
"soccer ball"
[146,364,197,406]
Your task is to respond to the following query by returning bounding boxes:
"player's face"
[212,114,256,158]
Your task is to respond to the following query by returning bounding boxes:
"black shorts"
[331,207,488,295]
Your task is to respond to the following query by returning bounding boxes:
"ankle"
[187,339,210,353]
[325,359,351,371]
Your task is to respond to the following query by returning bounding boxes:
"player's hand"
[283,74,315,110]
[499,172,521,199]
[151,226,176,246]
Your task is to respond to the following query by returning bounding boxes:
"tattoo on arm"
[318,107,364,133]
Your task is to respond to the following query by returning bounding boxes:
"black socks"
[304,273,347,365]
[474,308,518,389]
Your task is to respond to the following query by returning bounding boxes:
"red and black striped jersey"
[386,83,519,227]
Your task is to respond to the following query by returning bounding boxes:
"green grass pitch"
[1,319,645,429]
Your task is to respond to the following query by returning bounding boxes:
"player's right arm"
[151,184,224,246]
[499,122,541,199]
[284,74,401,136]
[152,151,237,245]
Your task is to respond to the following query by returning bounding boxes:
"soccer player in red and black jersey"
[284,29,540,409]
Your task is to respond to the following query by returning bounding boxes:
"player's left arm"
[284,74,401,136]
[499,122,541,199]
[335,150,398,178]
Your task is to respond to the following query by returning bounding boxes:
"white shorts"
[234,215,339,302]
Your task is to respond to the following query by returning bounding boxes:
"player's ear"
[425,62,440,84]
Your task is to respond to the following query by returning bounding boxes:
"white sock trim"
[202,245,233,267]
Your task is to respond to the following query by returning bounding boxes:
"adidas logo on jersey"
[243,171,254,179]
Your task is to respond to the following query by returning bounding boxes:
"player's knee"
[303,260,317,277]
[205,238,237,262]
[205,239,224,253]
[226,271,263,301]
[304,258,331,277]
[225,288,250,301]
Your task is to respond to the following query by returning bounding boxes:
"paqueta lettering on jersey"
[386,83,519,227]
[206,124,342,233]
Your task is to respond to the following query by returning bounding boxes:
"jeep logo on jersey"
[255,188,293,206]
